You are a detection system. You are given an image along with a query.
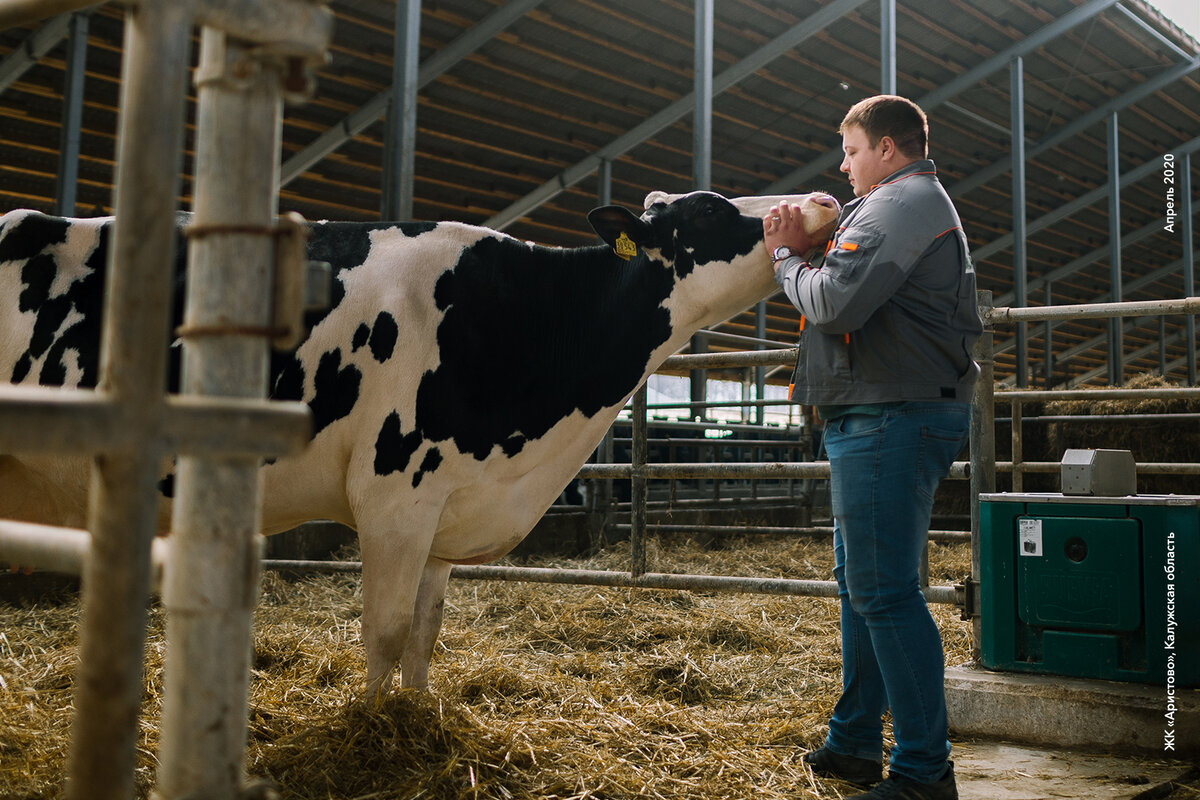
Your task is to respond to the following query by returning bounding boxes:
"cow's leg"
[358,516,438,701]
[399,557,452,690]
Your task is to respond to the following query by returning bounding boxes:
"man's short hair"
[839,95,928,159]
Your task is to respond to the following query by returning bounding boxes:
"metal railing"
[0,2,330,799]
[964,291,1200,651]
[443,293,1200,619]
[178,292,1199,658]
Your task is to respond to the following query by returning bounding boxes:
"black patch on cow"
[1,212,71,261]
[303,220,437,329]
[268,222,436,443]
[165,233,190,394]
[373,411,423,476]
[1,213,193,392]
[411,446,442,488]
[3,215,111,389]
[304,224,367,320]
[591,192,763,283]
[648,192,760,281]
[158,473,175,498]
[351,323,370,352]
[270,356,305,402]
[13,253,69,381]
[18,253,57,313]
[433,269,456,312]
[308,349,361,436]
[368,311,398,363]
[415,235,676,461]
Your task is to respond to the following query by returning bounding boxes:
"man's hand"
[763,202,820,272]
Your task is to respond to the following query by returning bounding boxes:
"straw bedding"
[1,534,975,800]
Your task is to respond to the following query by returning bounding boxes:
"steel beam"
[880,0,895,94]
[1114,2,1194,61]
[693,0,712,191]
[973,134,1200,265]
[688,0,714,413]
[380,0,420,221]
[597,157,611,207]
[1044,281,1054,387]
[767,0,1123,193]
[1011,57,1028,387]
[1108,112,1123,385]
[0,12,72,94]
[1161,316,1168,375]
[949,53,1200,200]
[54,12,87,216]
[487,0,871,230]
[281,0,546,186]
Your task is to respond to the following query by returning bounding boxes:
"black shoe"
[847,762,958,800]
[804,745,883,786]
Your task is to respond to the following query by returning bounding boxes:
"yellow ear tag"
[614,231,638,261]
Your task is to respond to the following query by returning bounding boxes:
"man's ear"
[588,205,654,252]
[877,134,897,162]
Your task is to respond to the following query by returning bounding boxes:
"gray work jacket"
[775,159,982,407]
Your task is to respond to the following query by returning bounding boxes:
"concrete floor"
[943,664,1197,800]
[953,740,1189,800]
[945,665,1197,759]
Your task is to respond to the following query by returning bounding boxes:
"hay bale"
[989,375,1200,494]
[1042,375,1200,495]
[1044,374,1200,459]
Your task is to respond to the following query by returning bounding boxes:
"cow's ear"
[588,205,655,256]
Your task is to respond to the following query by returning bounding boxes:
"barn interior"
[2,0,1198,396]
[3,5,1200,799]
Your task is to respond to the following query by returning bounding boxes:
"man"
[763,95,981,800]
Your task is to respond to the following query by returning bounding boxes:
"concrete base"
[946,664,1199,758]
[953,740,1190,800]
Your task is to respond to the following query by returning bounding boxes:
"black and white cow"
[0,189,838,695]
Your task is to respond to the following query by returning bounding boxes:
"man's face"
[839,124,890,198]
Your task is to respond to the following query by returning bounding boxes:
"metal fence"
[0,25,1195,782]
[406,292,1200,623]
[0,2,330,799]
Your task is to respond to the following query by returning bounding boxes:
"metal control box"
[1060,448,1136,496]
[980,493,1198,686]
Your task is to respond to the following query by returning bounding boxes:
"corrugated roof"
[1,0,1197,388]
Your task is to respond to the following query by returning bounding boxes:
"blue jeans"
[821,401,970,783]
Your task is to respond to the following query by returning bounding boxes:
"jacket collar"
[870,158,937,191]
[838,159,938,221]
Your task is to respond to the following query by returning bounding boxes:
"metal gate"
[0,2,329,799]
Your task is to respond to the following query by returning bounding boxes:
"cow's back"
[258,219,498,532]
[0,210,110,392]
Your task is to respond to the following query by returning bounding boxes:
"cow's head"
[587,189,839,330]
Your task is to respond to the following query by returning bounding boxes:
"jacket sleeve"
[773,194,934,335]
